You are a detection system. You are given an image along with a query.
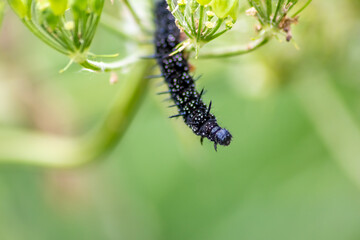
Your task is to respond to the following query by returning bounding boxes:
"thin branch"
[273,0,285,22]
[22,20,70,55]
[291,0,312,17]
[199,36,270,59]
[79,54,140,72]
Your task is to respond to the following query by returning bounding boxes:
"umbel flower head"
[8,0,105,68]
[166,0,240,57]
[167,0,311,56]
[246,0,308,42]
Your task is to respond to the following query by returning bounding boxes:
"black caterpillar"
[154,1,232,150]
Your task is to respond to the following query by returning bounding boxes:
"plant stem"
[273,0,285,22]
[205,29,227,41]
[0,60,154,168]
[80,60,154,161]
[199,36,270,58]
[191,10,197,36]
[291,0,312,17]
[197,5,204,41]
[23,20,70,55]
[248,0,267,22]
[79,54,140,72]
[266,0,272,21]
[204,19,223,40]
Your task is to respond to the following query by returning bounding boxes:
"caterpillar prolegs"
[154,1,232,150]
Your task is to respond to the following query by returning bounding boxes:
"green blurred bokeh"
[1,0,360,239]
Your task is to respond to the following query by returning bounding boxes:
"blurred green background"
[1,0,360,239]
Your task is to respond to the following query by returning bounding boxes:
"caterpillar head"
[215,129,232,146]
[214,128,232,151]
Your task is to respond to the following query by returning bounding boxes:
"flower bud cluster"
[8,0,105,63]
[246,0,310,42]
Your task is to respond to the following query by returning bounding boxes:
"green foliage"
[7,0,107,70]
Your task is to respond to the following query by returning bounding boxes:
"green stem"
[191,10,197,36]
[197,5,204,41]
[200,36,270,58]
[0,60,154,168]
[81,14,96,51]
[165,0,192,37]
[276,0,297,25]
[205,29,228,41]
[204,19,224,40]
[266,0,272,21]
[248,0,266,21]
[184,16,196,37]
[291,0,312,17]
[80,60,154,161]
[43,27,72,51]
[273,0,284,22]
[56,27,76,52]
[23,20,70,55]
[79,54,140,72]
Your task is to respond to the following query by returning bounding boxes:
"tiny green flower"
[177,0,187,5]
[190,0,199,12]
[177,0,187,13]
[64,21,75,30]
[225,20,233,29]
[206,10,215,19]
[246,7,257,16]
[205,21,215,28]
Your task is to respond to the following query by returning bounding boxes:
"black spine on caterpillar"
[154,1,232,150]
